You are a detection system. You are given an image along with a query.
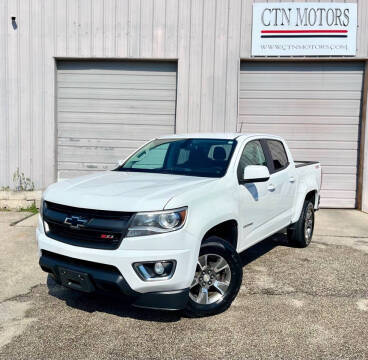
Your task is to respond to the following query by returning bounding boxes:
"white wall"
[0,0,367,211]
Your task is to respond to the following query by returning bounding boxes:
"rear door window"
[266,140,289,173]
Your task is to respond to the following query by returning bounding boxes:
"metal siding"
[175,0,191,134]
[212,0,229,132]
[56,60,177,179]
[44,0,56,186]
[153,0,166,58]
[30,0,45,187]
[66,0,78,57]
[187,0,204,133]
[200,0,216,132]
[225,0,242,133]
[19,0,31,179]
[0,0,368,199]
[239,62,364,208]
[128,0,141,57]
[7,0,19,187]
[140,0,154,58]
[78,0,91,57]
[115,0,129,57]
[165,0,179,58]
[55,0,67,56]
[0,0,8,187]
[103,0,116,57]
[91,0,104,57]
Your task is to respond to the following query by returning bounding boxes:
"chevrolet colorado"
[37,133,321,316]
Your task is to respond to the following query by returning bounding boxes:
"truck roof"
[157,133,281,140]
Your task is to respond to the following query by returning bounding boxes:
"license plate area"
[58,267,95,293]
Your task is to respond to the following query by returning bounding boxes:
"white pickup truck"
[37,133,321,316]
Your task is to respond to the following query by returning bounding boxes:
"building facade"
[0,0,367,211]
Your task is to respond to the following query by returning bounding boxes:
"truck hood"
[44,171,217,212]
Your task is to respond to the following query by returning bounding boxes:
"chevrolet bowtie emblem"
[64,215,88,229]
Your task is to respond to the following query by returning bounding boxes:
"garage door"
[239,62,364,208]
[56,60,177,179]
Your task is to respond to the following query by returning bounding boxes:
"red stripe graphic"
[261,30,348,34]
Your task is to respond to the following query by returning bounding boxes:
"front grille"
[47,222,123,247]
[43,201,134,250]
[46,201,130,220]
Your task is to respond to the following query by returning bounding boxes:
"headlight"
[127,207,187,237]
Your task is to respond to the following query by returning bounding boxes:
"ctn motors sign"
[252,3,357,56]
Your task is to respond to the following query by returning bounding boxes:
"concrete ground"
[0,210,367,360]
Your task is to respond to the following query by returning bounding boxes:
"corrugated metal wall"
[0,0,368,189]
[239,62,364,208]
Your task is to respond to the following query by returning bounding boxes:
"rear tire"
[287,200,315,248]
[184,236,242,317]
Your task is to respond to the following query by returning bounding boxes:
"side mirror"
[241,165,270,184]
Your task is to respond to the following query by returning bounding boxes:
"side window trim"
[259,139,274,173]
[261,139,289,174]
[261,138,275,174]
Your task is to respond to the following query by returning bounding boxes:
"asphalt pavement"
[0,209,367,360]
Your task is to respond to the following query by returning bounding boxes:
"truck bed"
[294,160,322,210]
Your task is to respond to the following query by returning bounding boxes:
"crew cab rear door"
[262,139,296,229]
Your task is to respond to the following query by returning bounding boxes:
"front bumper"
[39,250,189,310]
[36,217,199,310]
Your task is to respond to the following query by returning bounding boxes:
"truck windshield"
[115,138,237,178]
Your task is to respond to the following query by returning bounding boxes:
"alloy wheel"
[304,203,314,243]
[189,254,231,305]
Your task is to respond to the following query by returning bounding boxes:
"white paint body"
[36,133,322,294]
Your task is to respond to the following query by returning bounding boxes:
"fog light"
[154,262,164,275]
[133,260,176,281]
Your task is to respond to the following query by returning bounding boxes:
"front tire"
[287,200,315,248]
[184,236,243,317]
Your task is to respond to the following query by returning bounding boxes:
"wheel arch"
[201,219,238,250]
[291,188,318,224]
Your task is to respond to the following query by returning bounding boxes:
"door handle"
[267,184,276,192]
[289,177,296,183]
